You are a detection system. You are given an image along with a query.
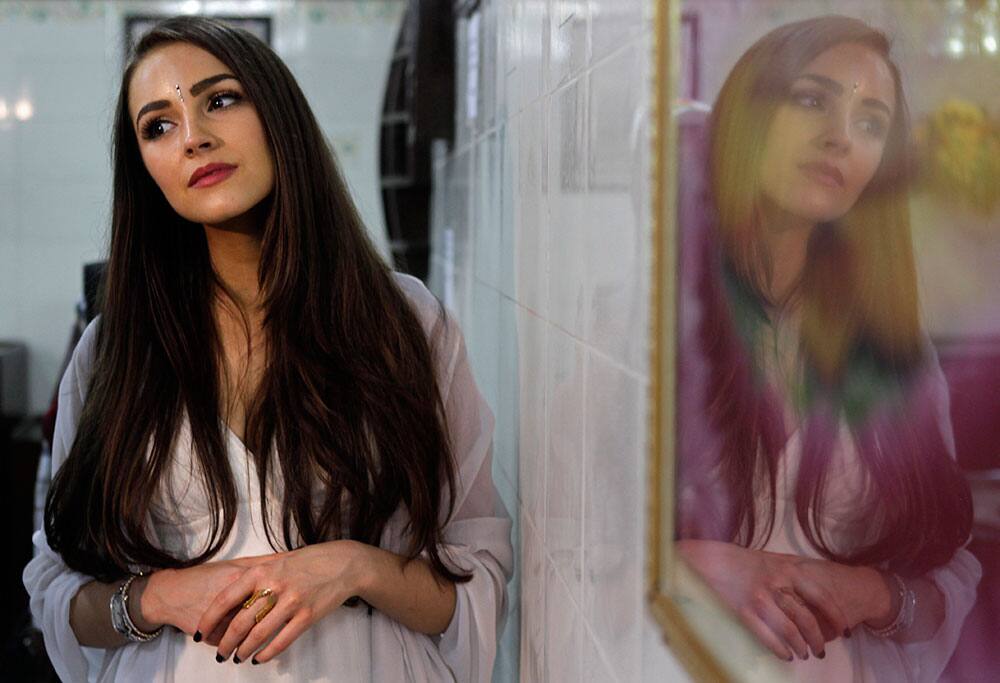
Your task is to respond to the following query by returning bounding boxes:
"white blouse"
[23,272,514,683]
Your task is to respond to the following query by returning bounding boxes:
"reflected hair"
[700,16,971,574]
[45,16,472,588]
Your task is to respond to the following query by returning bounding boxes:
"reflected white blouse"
[23,273,514,683]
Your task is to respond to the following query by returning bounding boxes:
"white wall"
[429,0,692,680]
[0,0,403,414]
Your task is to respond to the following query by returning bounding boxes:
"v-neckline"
[221,419,254,456]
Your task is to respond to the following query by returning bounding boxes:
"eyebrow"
[795,73,893,117]
[134,73,239,127]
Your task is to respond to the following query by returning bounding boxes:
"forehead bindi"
[798,43,896,115]
[129,44,231,119]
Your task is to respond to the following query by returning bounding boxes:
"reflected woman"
[23,16,511,682]
[675,15,981,681]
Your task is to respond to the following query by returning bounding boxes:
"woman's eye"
[791,90,825,110]
[208,91,242,111]
[858,118,887,137]
[141,119,175,140]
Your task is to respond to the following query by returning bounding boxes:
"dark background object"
[380,0,456,281]
[123,14,272,57]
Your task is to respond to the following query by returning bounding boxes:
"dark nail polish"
[251,658,259,666]
[818,651,826,659]
[802,653,809,661]
[215,653,225,663]
[786,655,794,662]
[844,628,852,638]
[193,631,202,643]
[233,655,241,664]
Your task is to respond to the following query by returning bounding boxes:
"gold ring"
[254,599,275,624]
[242,588,274,610]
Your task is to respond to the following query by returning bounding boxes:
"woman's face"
[758,42,897,225]
[128,42,275,228]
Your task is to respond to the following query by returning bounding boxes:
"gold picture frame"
[645,2,785,680]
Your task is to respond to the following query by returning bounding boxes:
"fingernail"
[844,628,852,638]
[802,653,809,661]
[818,651,826,659]
[215,653,225,663]
[785,655,794,662]
[251,658,259,666]
[193,631,202,643]
[233,655,242,664]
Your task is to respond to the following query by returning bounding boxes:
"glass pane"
[668,2,999,680]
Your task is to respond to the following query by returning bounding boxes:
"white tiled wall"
[0,0,403,413]
[429,1,691,680]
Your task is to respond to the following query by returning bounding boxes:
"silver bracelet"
[110,574,163,643]
[865,573,916,638]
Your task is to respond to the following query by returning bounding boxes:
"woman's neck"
[759,202,815,310]
[203,221,263,313]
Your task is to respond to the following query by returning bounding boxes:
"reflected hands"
[676,539,860,661]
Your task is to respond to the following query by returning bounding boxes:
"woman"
[23,16,512,682]
[675,16,981,681]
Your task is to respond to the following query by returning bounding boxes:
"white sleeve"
[902,547,981,682]
[22,318,106,682]
[370,276,514,683]
[899,342,982,681]
[431,319,514,683]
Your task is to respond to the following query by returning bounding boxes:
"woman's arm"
[68,580,129,648]
[355,544,457,636]
[858,569,946,643]
[192,537,460,664]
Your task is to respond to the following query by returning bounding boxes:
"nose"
[182,117,216,157]
[819,112,851,155]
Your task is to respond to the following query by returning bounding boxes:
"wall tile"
[583,351,644,682]
[583,625,620,683]
[544,556,584,683]
[590,0,647,64]
[499,113,518,300]
[545,324,584,605]
[517,305,547,530]
[515,98,548,316]
[550,0,590,89]
[496,295,521,486]
[585,42,649,373]
[518,0,549,108]
[520,511,546,683]
[474,133,502,289]
[547,77,589,338]
[501,0,523,117]
[468,280,501,415]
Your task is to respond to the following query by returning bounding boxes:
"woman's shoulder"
[61,315,101,399]
[390,271,464,383]
[390,271,453,337]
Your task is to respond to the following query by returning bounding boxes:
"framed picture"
[124,14,272,58]
[648,1,1000,680]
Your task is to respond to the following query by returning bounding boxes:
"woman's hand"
[195,540,370,665]
[677,539,853,661]
[135,554,274,637]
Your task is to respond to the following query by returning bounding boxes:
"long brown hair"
[699,16,971,574]
[45,16,472,588]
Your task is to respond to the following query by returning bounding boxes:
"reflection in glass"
[673,14,988,681]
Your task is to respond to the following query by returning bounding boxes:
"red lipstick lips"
[188,163,237,188]
[799,161,845,188]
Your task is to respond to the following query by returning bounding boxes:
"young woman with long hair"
[24,16,511,682]
[675,15,980,681]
